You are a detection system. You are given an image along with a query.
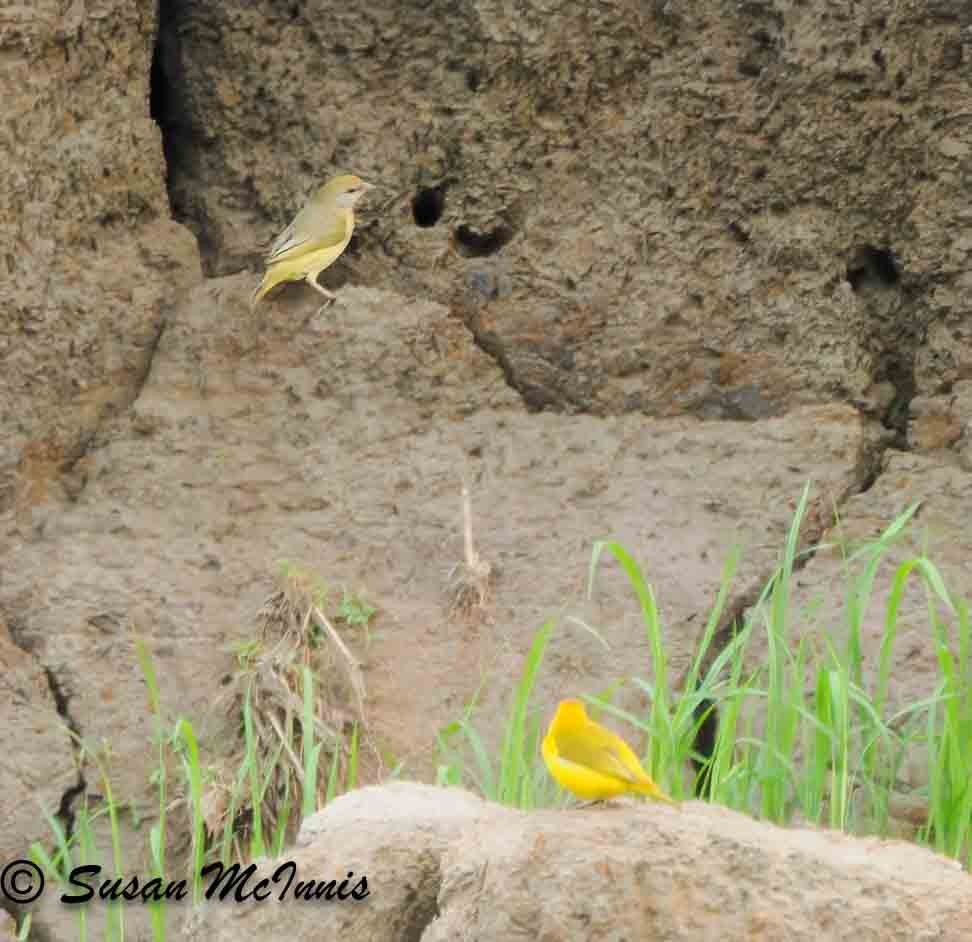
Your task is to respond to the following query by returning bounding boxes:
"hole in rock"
[846,245,900,292]
[453,223,514,257]
[412,186,446,228]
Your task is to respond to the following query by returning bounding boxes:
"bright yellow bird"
[542,698,675,804]
[251,174,375,314]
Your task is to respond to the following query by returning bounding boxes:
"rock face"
[182,782,972,941]
[157,0,972,421]
[3,1,972,938]
[0,277,877,807]
[0,0,200,518]
[1,6,196,936]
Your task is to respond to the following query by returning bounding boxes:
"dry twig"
[449,478,496,618]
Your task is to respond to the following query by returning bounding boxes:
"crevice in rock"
[398,863,442,941]
[463,321,538,409]
[846,243,916,449]
[455,282,592,413]
[57,315,168,489]
[402,893,440,942]
[130,314,169,411]
[151,1,198,244]
[4,614,87,841]
[465,323,587,412]
[149,30,170,148]
[873,355,915,448]
[450,280,538,411]
[853,429,888,495]
[43,666,87,841]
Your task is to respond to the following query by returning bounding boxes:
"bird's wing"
[557,731,644,786]
[591,745,645,785]
[265,204,350,265]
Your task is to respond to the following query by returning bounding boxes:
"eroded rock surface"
[0,618,78,866]
[0,1,200,519]
[182,782,972,941]
[0,281,879,809]
[3,2,972,937]
[158,0,972,421]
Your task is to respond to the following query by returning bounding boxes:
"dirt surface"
[3,0,972,937]
[1,278,877,794]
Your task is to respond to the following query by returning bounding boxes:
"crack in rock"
[41,666,86,840]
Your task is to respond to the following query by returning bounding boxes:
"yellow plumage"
[542,698,675,803]
[251,174,374,314]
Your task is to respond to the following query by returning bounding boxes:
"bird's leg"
[307,275,337,316]
[576,800,609,809]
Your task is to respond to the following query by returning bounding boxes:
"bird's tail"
[635,778,677,805]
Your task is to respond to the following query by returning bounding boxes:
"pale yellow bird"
[250,174,375,314]
[542,698,675,804]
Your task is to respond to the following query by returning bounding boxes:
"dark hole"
[872,48,886,71]
[870,248,900,283]
[149,37,169,127]
[412,186,446,228]
[846,245,900,292]
[151,6,189,224]
[454,223,514,257]
[466,68,481,92]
